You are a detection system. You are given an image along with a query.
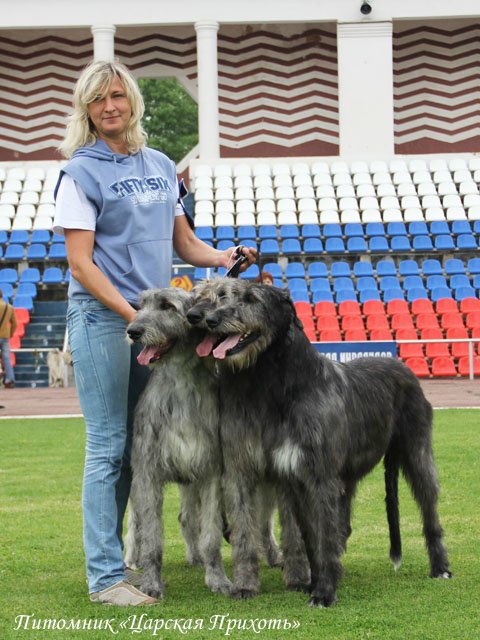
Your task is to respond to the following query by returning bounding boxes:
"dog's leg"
[223,473,260,599]
[178,484,203,566]
[124,502,141,570]
[256,482,283,567]
[339,480,356,553]
[198,478,232,595]
[276,483,310,591]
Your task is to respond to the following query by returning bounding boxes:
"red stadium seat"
[460,298,480,314]
[341,315,365,331]
[435,298,458,315]
[441,312,465,330]
[299,316,315,331]
[425,341,450,358]
[397,327,423,358]
[458,356,480,377]
[316,315,340,332]
[391,313,415,330]
[404,357,430,378]
[318,329,342,342]
[294,301,312,317]
[366,314,390,331]
[13,322,25,338]
[431,356,457,377]
[369,329,393,341]
[420,328,444,341]
[313,301,337,317]
[9,335,21,349]
[411,298,434,315]
[447,327,470,358]
[466,312,480,330]
[387,299,409,316]
[338,300,361,317]
[362,299,385,317]
[303,327,318,342]
[416,313,440,330]
[14,308,30,324]
[344,329,368,341]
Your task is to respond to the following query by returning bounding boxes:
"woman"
[54,60,256,606]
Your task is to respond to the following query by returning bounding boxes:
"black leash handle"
[224,246,248,278]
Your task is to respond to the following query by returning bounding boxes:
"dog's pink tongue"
[196,334,218,357]
[137,346,158,366]
[213,335,242,359]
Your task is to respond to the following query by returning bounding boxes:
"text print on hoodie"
[55,139,185,305]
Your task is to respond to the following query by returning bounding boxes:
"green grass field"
[0,410,479,640]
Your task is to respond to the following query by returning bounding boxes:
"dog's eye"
[160,301,175,310]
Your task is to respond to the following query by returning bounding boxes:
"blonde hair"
[59,60,147,158]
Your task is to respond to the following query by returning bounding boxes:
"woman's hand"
[219,245,258,272]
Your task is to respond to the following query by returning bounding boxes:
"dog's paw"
[284,580,311,593]
[431,569,453,579]
[140,580,165,600]
[308,593,337,608]
[230,586,259,600]
[208,577,233,596]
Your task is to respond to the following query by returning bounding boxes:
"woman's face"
[87,75,132,144]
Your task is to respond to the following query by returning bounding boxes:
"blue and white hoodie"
[55,139,187,305]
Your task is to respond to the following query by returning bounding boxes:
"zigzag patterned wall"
[394,22,480,154]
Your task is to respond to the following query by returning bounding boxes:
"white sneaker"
[89,581,157,606]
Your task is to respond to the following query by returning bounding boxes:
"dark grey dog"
[125,287,285,599]
[187,279,451,607]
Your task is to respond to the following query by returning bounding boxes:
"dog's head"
[187,279,299,370]
[127,287,193,365]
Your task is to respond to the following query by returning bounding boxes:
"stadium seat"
[347,237,367,252]
[369,328,393,341]
[318,329,342,342]
[288,278,308,292]
[407,288,429,303]
[431,356,457,377]
[459,297,480,314]
[465,312,480,330]
[434,235,455,250]
[404,357,430,377]
[441,312,465,330]
[310,278,331,293]
[341,315,365,332]
[323,223,342,238]
[313,301,336,317]
[353,261,374,277]
[366,314,389,331]
[316,315,340,332]
[280,224,300,239]
[290,290,310,302]
[369,237,390,253]
[336,290,358,303]
[258,225,277,239]
[362,299,385,316]
[431,287,453,302]
[426,274,447,290]
[391,236,412,252]
[412,235,434,251]
[425,339,450,358]
[344,328,367,341]
[387,222,407,237]
[20,268,41,283]
[333,277,354,293]
[301,224,321,239]
[325,237,345,253]
[379,276,402,292]
[344,223,364,237]
[26,244,47,260]
[383,289,405,303]
[308,262,328,278]
[391,314,415,330]
[48,244,67,260]
[195,227,214,241]
[398,260,420,277]
[436,298,458,314]
[4,244,24,261]
[282,238,301,255]
[356,276,378,292]
[359,289,382,303]
[376,260,396,276]
[285,262,306,279]
[260,239,279,255]
[13,295,34,311]
[416,313,440,330]
[445,259,466,275]
[467,257,480,274]
[457,356,480,377]
[338,300,361,317]
[386,299,410,316]
[303,238,324,254]
[422,259,443,275]
[240,264,259,280]
[42,267,63,284]
[16,282,37,298]
[447,327,470,358]
[455,286,477,301]
[399,333,425,358]
[10,230,30,244]
[331,261,351,277]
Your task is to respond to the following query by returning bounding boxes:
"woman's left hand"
[220,245,258,272]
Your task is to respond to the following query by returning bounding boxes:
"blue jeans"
[67,299,150,593]
[1,337,15,383]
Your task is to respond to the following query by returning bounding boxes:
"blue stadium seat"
[241,239,257,250]
[325,237,345,253]
[451,220,471,235]
[344,223,364,237]
[409,221,429,236]
[240,264,260,280]
[303,238,323,254]
[282,238,301,255]
[301,224,321,239]
[331,261,351,277]
[403,275,425,291]
[217,267,227,277]
[383,288,405,302]
[195,227,214,241]
[359,289,381,303]
[31,230,51,244]
[474,220,480,234]
[333,277,354,292]
[379,276,402,292]
[353,261,374,277]
[369,237,390,253]
[310,278,331,293]
[412,235,433,251]
[217,240,235,251]
[445,258,465,275]
[356,276,378,291]
[407,288,429,302]
[285,262,306,279]
[20,267,41,283]
[51,233,66,244]
[193,267,208,280]
[308,262,328,278]
[0,231,7,245]
[0,283,13,299]
[312,290,334,303]
[16,282,37,298]
[365,223,385,237]
[65,268,71,283]
[260,239,279,254]
[216,226,235,240]
[258,225,277,239]
[434,235,455,250]
[431,287,453,301]
[280,224,300,239]
[422,259,443,275]
[450,274,470,290]
[42,267,63,284]
[456,234,477,250]
[398,259,420,276]
[474,275,480,290]
[4,244,24,260]
[347,237,367,252]
[9,230,29,245]
[387,222,407,237]
[336,290,358,303]
[263,262,283,279]
[288,278,308,292]
[237,225,257,241]
[390,236,411,252]
[426,275,447,290]
[48,244,67,260]
[323,224,342,238]
[376,260,396,276]
[467,257,480,274]
[454,286,477,301]
[290,289,310,302]
[13,295,34,310]
[430,221,450,236]
[0,268,18,284]
[26,244,47,260]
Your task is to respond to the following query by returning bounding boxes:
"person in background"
[255,270,274,286]
[0,290,17,388]
[54,60,256,607]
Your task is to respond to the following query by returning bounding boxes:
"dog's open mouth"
[196,332,259,359]
[137,340,176,365]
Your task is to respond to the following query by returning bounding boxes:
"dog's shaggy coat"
[187,279,451,606]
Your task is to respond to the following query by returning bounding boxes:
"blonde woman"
[54,61,256,606]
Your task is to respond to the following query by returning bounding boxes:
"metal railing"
[396,337,480,380]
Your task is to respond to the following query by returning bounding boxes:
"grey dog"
[186,278,451,607]
[126,287,284,599]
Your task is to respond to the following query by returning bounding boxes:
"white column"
[91,25,116,62]
[337,21,394,158]
[195,20,220,160]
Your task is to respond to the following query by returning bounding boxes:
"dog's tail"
[384,448,402,570]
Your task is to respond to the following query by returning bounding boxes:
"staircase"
[15,300,67,388]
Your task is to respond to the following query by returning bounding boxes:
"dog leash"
[224,246,248,278]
